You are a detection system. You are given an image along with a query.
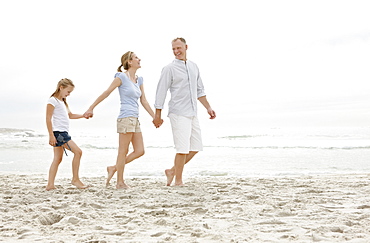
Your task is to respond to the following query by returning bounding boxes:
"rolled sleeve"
[196,73,206,98]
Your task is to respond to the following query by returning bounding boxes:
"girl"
[84,51,162,189]
[46,78,88,191]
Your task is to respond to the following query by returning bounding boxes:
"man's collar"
[174,59,187,63]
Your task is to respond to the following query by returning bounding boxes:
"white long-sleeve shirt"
[154,59,206,117]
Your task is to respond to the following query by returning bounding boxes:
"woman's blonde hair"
[50,78,74,110]
[117,51,134,72]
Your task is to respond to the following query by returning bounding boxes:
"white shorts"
[169,113,203,154]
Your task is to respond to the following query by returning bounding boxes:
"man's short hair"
[172,37,186,44]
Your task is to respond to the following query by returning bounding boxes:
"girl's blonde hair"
[50,78,74,110]
[117,51,134,72]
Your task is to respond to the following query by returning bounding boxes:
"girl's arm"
[139,84,155,119]
[46,104,57,146]
[84,77,121,118]
[68,112,84,119]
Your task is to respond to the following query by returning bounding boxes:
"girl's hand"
[49,136,57,146]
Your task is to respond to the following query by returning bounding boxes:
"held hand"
[153,117,164,128]
[49,136,57,147]
[83,109,94,119]
[207,108,216,119]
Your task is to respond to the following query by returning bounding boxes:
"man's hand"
[153,109,163,128]
[207,108,216,119]
[153,117,164,128]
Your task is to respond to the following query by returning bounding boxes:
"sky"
[1,0,370,133]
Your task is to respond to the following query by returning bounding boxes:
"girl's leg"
[46,147,64,191]
[64,140,87,189]
[116,133,133,189]
[106,132,145,186]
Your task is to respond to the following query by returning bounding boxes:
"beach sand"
[1,174,370,242]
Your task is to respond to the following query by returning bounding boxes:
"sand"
[1,174,370,242]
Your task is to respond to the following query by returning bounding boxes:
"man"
[153,37,216,186]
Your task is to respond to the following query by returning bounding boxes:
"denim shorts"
[53,131,72,147]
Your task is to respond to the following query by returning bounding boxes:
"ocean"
[1,124,370,180]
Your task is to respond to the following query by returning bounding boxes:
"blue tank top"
[114,72,143,118]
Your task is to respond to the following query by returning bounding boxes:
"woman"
[84,51,162,189]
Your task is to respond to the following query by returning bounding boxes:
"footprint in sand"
[37,212,64,225]
[151,232,166,237]
[155,219,167,225]
[89,202,104,209]
[192,208,208,214]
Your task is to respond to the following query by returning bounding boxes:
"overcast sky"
[1,0,370,132]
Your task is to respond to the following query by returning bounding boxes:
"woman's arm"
[46,104,57,146]
[84,77,121,118]
[140,84,155,119]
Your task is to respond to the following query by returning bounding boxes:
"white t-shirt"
[47,97,69,132]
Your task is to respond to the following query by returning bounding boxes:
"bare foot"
[71,180,88,189]
[46,185,56,191]
[165,169,174,186]
[174,182,187,187]
[116,182,130,189]
[106,166,116,187]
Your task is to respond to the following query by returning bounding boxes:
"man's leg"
[166,151,198,186]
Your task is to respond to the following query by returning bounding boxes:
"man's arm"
[153,66,172,128]
[198,96,216,119]
[153,109,163,128]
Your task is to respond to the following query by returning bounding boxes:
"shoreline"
[1,174,370,242]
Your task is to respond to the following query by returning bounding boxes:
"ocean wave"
[0,128,45,138]
[220,135,267,139]
[0,128,33,133]
[146,145,173,149]
[203,145,370,150]
[0,161,14,165]
[1,143,369,151]
[197,171,229,176]
[80,144,174,150]
[80,144,117,150]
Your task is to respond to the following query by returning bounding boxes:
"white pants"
[169,113,203,154]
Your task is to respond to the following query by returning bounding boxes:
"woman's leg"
[106,132,145,186]
[116,132,133,189]
[64,140,87,189]
[46,147,64,191]
[126,132,145,163]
